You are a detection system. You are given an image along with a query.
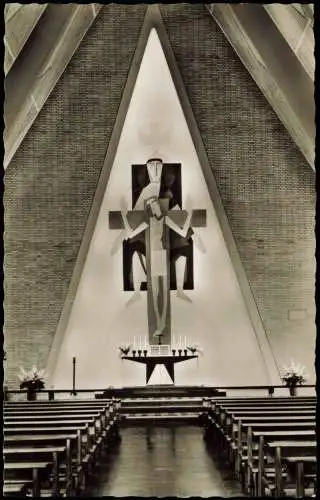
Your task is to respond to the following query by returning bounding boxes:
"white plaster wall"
[52,29,271,389]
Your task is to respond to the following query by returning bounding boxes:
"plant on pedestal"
[281,361,308,396]
[18,366,45,400]
[4,350,8,401]
[268,387,275,397]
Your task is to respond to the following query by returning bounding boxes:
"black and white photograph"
[3,3,316,498]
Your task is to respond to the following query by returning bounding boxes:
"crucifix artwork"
[109,158,207,347]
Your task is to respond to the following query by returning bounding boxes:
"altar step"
[121,412,200,426]
[96,385,226,400]
[123,397,203,407]
[120,396,205,425]
[96,386,225,425]
[121,401,203,412]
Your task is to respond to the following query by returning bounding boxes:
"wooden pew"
[207,397,316,410]
[4,413,103,422]
[4,446,66,497]
[206,399,314,432]
[202,397,316,497]
[4,461,52,497]
[5,398,113,405]
[209,407,315,455]
[4,425,88,435]
[3,399,121,496]
[212,402,315,424]
[4,402,112,412]
[245,429,316,495]
[285,456,317,497]
[266,440,316,496]
[4,433,84,495]
[230,416,315,480]
[209,396,316,401]
[249,437,316,496]
[4,404,111,412]
[5,434,78,444]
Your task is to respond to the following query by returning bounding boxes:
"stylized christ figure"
[123,160,202,303]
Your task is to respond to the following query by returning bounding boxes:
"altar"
[120,342,198,384]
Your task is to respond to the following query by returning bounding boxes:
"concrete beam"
[4,3,102,170]
[5,4,23,23]
[207,4,315,170]
[4,4,48,75]
[265,4,314,81]
[301,4,314,22]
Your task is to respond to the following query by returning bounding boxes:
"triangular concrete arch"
[46,5,280,385]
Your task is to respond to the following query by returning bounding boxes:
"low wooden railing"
[3,384,315,402]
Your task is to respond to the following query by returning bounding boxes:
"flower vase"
[172,349,176,356]
[178,349,182,356]
[138,350,142,357]
[184,349,188,356]
[143,350,148,357]
[132,350,136,357]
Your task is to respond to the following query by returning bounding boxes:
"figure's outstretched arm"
[121,210,148,239]
[165,212,192,238]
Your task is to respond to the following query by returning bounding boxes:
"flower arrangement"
[18,366,46,391]
[187,344,203,356]
[281,361,308,395]
[118,345,131,357]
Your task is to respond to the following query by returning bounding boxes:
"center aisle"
[86,425,245,497]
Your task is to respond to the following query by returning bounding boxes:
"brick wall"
[4,5,147,387]
[4,4,315,387]
[160,4,315,378]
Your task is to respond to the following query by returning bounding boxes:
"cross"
[109,200,206,346]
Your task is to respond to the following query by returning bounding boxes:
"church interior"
[3,3,317,498]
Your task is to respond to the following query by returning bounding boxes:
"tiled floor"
[87,425,245,497]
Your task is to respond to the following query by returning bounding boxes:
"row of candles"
[132,336,192,349]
